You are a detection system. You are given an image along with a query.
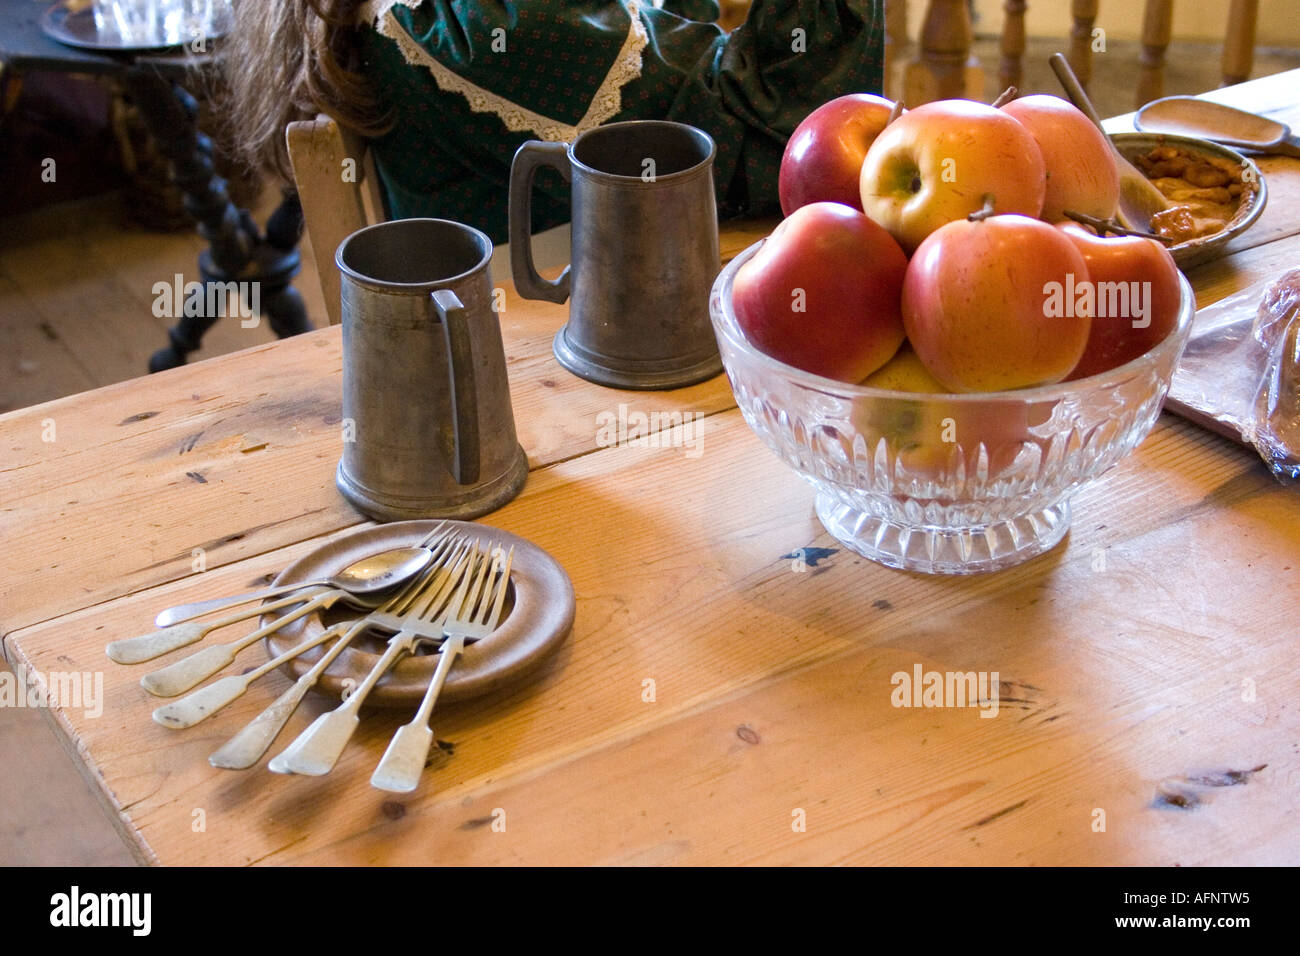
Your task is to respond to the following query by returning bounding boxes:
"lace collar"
[361,0,650,142]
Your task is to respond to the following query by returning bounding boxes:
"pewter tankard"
[509,120,722,390]
[335,218,527,521]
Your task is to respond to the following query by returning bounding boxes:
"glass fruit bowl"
[710,241,1197,574]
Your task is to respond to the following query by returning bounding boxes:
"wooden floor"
[1,35,1297,866]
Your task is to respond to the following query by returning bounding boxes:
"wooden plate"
[261,521,574,708]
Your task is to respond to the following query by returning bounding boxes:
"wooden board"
[5,410,1295,865]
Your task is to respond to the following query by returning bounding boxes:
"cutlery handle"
[337,628,415,716]
[273,629,415,775]
[141,643,237,698]
[107,619,208,664]
[152,675,248,729]
[209,621,368,770]
[155,623,351,731]
[371,634,465,793]
[154,582,326,627]
[412,633,464,728]
[211,679,318,770]
[370,723,435,793]
[111,589,332,664]
[140,595,330,698]
[1049,53,1104,130]
[272,708,361,776]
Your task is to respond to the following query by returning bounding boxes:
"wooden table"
[3,72,1298,867]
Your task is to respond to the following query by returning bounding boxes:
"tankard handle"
[508,140,573,304]
[430,289,480,486]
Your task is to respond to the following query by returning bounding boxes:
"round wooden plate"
[261,520,574,708]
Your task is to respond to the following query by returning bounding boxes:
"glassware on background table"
[90,0,222,47]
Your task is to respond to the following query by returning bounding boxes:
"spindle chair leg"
[1137,0,1173,108]
[1221,0,1258,87]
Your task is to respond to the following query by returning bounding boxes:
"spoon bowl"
[153,541,440,627]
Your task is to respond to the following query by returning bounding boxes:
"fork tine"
[471,549,501,625]
[411,538,472,621]
[482,546,514,630]
[462,544,493,621]
[391,534,465,618]
[442,542,482,623]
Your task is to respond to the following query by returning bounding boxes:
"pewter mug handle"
[429,289,480,485]
[508,140,573,304]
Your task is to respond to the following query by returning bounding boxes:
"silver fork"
[158,534,465,733]
[269,540,477,777]
[207,529,461,770]
[370,545,513,793]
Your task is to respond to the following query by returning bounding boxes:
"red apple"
[902,213,1092,391]
[1056,222,1182,379]
[732,202,908,383]
[1001,94,1121,223]
[859,99,1046,253]
[779,94,897,216]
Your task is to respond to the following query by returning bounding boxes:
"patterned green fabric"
[361,0,885,244]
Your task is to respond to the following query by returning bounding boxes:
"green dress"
[359,0,885,243]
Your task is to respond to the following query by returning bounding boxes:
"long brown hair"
[223,0,391,181]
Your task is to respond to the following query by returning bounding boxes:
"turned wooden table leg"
[122,64,309,373]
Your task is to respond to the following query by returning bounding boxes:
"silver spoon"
[108,587,332,664]
[140,589,345,697]
[1050,52,1172,231]
[1136,96,1300,158]
[154,538,442,628]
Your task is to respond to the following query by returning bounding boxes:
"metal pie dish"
[1109,131,1267,269]
[262,520,574,707]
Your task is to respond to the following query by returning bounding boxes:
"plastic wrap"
[1166,269,1300,479]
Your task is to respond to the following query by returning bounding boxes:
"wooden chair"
[893,0,1263,109]
[285,115,386,327]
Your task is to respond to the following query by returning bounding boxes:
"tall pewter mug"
[336,218,527,521]
[509,120,722,390]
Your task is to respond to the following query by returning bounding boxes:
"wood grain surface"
[3,72,1298,866]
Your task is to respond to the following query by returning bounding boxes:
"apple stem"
[991,86,1018,108]
[1063,209,1175,244]
[886,98,905,126]
[967,194,998,222]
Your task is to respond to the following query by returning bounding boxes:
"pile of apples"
[733,93,1183,392]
